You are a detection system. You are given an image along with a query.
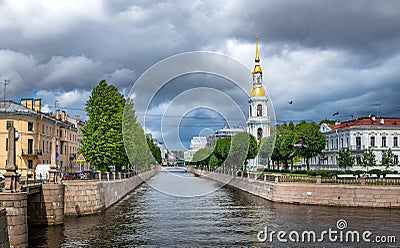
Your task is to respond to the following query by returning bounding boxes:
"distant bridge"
[161,166,187,173]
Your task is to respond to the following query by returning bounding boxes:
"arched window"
[257,128,263,140]
[257,104,262,116]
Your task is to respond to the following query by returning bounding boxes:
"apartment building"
[0,99,79,177]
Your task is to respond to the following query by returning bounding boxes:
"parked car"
[63,172,77,180]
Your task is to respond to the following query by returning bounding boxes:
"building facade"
[247,36,270,169]
[0,99,79,178]
[315,115,400,167]
[184,136,208,162]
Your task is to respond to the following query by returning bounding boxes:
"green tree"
[208,154,220,169]
[296,122,326,170]
[228,132,258,173]
[214,137,231,165]
[337,148,354,169]
[193,147,213,168]
[362,147,376,170]
[171,150,184,159]
[381,148,395,169]
[80,80,128,172]
[276,127,297,169]
[123,98,154,170]
[258,135,275,168]
[146,136,162,164]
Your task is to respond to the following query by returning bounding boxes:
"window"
[340,138,343,149]
[28,122,34,131]
[28,160,33,169]
[46,141,49,153]
[6,121,13,128]
[257,104,262,116]
[6,138,8,151]
[50,142,52,153]
[257,128,263,140]
[356,137,362,150]
[331,139,334,149]
[42,124,45,134]
[346,137,349,147]
[370,136,375,147]
[394,137,398,147]
[28,139,33,154]
[382,136,387,147]
[395,155,399,165]
[46,126,48,134]
[249,106,252,117]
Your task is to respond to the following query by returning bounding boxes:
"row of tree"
[192,132,258,172]
[337,147,397,169]
[258,121,326,170]
[79,80,161,172]
[193,121,327,171]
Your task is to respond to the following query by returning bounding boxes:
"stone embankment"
[0,166,159,247]
[190,168,400,208]
[63,167,158,215]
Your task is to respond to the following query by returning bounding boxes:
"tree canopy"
[80,80,128,172]
[337,148,354,169]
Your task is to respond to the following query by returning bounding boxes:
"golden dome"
[250,86,265,97]
[253,65,262,73]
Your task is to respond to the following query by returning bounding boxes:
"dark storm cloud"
[0,0,399,145]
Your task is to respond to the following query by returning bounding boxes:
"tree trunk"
[306,158,310,171]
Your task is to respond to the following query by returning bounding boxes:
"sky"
[1,0,400,150]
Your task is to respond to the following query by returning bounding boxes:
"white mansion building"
[313,115,400,167]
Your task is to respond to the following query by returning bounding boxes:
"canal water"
[29,172,400,247]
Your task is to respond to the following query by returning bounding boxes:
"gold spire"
[253,34,262,73]
[255,33,260,62]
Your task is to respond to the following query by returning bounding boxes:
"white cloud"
[0,0,104,40]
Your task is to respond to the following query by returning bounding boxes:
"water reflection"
[29,172,400,247]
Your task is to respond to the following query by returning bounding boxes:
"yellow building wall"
[0,115,79,178]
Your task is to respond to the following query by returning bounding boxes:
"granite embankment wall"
[0,193,27,248]
[63,168,159,216]
[191,168,400,208]
[0,205,10,248]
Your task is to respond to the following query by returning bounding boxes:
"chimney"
[380,118,385,125]
[21,99,27,107]
[20,98,34,110]
[27,98,33,110]
[56,110,61,120]
[34,99,41,113]
[61,110,66,122]
[371,115,376,121]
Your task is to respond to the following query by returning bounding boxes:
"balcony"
[21,149,42,157]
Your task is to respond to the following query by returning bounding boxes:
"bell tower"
[247,34,270,140]
[247,35,270,169]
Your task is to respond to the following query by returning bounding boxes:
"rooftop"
[325,115,400,130]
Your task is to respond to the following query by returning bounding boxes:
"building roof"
[324,115,400,131]
[0,100,37,114]
[0,100,78,130]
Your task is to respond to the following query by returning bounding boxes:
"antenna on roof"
[54,100,59,113]
[2,79,10,102]
[374,99,381,117]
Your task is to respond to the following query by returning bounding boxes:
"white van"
[35,164,51,180]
